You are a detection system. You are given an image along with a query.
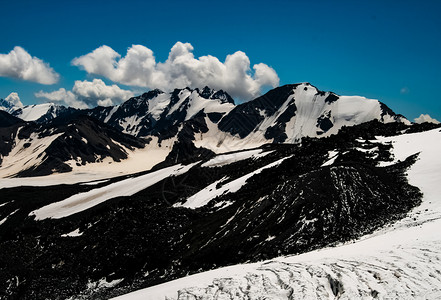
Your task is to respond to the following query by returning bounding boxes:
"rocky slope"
[0,121,435,299]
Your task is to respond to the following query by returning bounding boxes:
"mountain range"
[1,83,440,299]
[0,83,409,178]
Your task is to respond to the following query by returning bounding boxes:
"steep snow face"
[184,90,234,121]
[112,128,441,300]
[376,128,441,226]
[11,103,68,122]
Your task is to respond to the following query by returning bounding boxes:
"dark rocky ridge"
[0,110,24,128]
[0,114,146,177]
[0,111,25,165]
[218,84,299,138]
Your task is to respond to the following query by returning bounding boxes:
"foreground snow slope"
[113,128,441,300]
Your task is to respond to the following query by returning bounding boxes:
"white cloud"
[35,88,87,109]
[72,42,280,100]
[414,114,440,124]
[0,46,59,84]
[35,79,134,109]
[72,79,134,106]
[5,92,23,108]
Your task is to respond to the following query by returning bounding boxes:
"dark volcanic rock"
[0,121,423,299]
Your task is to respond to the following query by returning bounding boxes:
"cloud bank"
[35,79,134,109]
[0,46,59,84]
[5,92,24,108]
[414,114,440,124]
[72,42,279,100]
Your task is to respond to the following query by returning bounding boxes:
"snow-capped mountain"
[12,103,77,122]
[86,83,407,144]
[0,96,77,123]
[0,98,16,114]
[3,83,410,174]
[86,83,410,167]
[1,120,439,299]
[0,115,145,177]
[1,83,439,299]
[0,83,412,178]
[84,86,235,138]
[217,83,409,143]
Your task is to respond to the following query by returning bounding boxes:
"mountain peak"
[140,89,164,100]
[0,98,16,113]
[193,86,235,104]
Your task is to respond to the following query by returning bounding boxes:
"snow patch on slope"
[61,228,83,237]
[201,149,264,168]
[321,150,339,167]
[177,156,292,209]
[30,162,199,220]
[0,209,19,226]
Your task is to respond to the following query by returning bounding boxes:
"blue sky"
[0,0,440,120]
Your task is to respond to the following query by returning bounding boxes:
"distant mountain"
[0,114,145,177]
[12,103,77,123]
[0,98,16,114]
[0,97,77,123]
[85,86,235,138]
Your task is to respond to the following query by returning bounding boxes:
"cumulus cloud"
[0,46,59,84]
[72,42,279,100]
[35,79,134,109]
[414,114,440,124]
[72,79,134,106]
[35,88,87,109]
[5,92,24,108]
